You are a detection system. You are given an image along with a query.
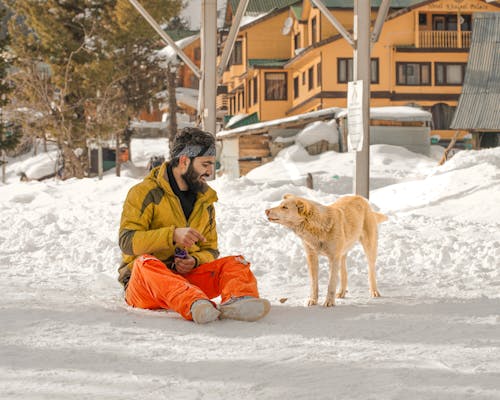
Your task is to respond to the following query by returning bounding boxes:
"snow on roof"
[225,113,249,129]
[156,87,199,110]
[337,106,432,122]
[156,34,200,66]
[217,107,343,138]
[296,120,339,146]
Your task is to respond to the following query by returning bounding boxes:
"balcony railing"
[418,31,471,48]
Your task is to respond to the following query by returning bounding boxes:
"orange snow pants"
[125,254,260,321]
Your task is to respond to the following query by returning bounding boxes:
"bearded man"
[118,127,270,323]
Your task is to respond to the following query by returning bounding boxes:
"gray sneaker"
[191,300,221,324]
[219,297,271,322]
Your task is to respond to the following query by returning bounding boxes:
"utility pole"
[353,0,371,198]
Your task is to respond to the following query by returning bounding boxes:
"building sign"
[426,0,488,11]
[347,80,363,152]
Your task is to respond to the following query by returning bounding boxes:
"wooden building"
[218,0,500,140]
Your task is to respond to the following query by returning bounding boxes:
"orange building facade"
[217,0,499,138]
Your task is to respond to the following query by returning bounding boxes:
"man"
[118,127,270,323]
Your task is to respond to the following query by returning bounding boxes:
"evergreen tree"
[0,5,21,156]
[7,0,183,178]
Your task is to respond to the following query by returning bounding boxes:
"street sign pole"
[353,0,371,199]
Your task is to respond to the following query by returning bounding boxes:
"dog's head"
[265,194,311,227]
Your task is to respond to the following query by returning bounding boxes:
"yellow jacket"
[118,162,219,287]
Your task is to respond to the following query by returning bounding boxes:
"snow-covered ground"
[1,138,499,399]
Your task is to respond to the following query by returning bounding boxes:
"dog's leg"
[360,227,381,298]
[324,255,340,307]
[336,255,348,298]
[305,246,319,306]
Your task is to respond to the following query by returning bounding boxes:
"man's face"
[181,156,215,193]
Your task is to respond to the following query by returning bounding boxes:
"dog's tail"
[373,212,388,224]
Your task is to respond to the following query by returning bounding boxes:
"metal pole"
[311,0,355,47]
[371,0,391,43]
[201,0,217,135]
[127,0,201,79]
[353,0,370,198]
[217,0,250,80]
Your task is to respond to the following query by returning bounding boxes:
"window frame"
[253,76,258,105]
[337,58,379,84]
[435,62,466,86]
[311,17,317,45]
[230,40,243,66]
[264,72,288,101]
[293,76,299,99]
[396,62,431,86]
[308,66,314,91]
[294,32,301,51]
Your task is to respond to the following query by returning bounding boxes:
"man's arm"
[119,186,176,256]
[190,204,219,266]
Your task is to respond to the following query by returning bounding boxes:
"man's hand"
[173,227,206,248]
[174,255,197,274]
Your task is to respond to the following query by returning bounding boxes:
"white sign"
[347,80,363,152]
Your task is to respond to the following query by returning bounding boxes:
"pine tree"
[0,5,22,184]
[7,0,183,178]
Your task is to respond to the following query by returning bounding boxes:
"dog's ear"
[283,193,295,200]
[295,198,310,216]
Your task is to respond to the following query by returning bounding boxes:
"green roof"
[248,58,289,67]
[225,112,260,129]
[164,29,199,41]
[319,0,426,8]
[230,0,300,14]
[291,5,302,18]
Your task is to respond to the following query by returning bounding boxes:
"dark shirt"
[166,164,197,221]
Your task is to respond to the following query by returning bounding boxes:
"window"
[253,77,258,104]
[265,72,287,101]
[294,33,301,50]
[433,15,457,31]
[308,67,314,90]
[311,17,317,45]
[396,62,431,85]
[419,14,427,26]
[460,15,472,31]
[435,63,466,85]
[317,62,322,86]
[194,47,201,61]
[337,58,379,83]
[230,40,243,65]
[293,76,299,99]
[248,80,252,105]
[302,72,306,85]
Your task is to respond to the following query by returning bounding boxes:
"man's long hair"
[170,127,215,167]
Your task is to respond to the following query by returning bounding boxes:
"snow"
[337,106,433,122]
[296,120,338,146]
[225,113,248,127]
[1,139,500,399]
[180,0,227,29]
[217,107,342,137]
[157,34,200,66]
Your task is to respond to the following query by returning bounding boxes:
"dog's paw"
[336,289,347,298]
[370,289,381,298]
[323,298,336,307]
[307,298,318,306]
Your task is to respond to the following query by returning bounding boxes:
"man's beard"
[182,162,209,193]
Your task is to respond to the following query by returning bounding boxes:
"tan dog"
[265,194,387,307]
